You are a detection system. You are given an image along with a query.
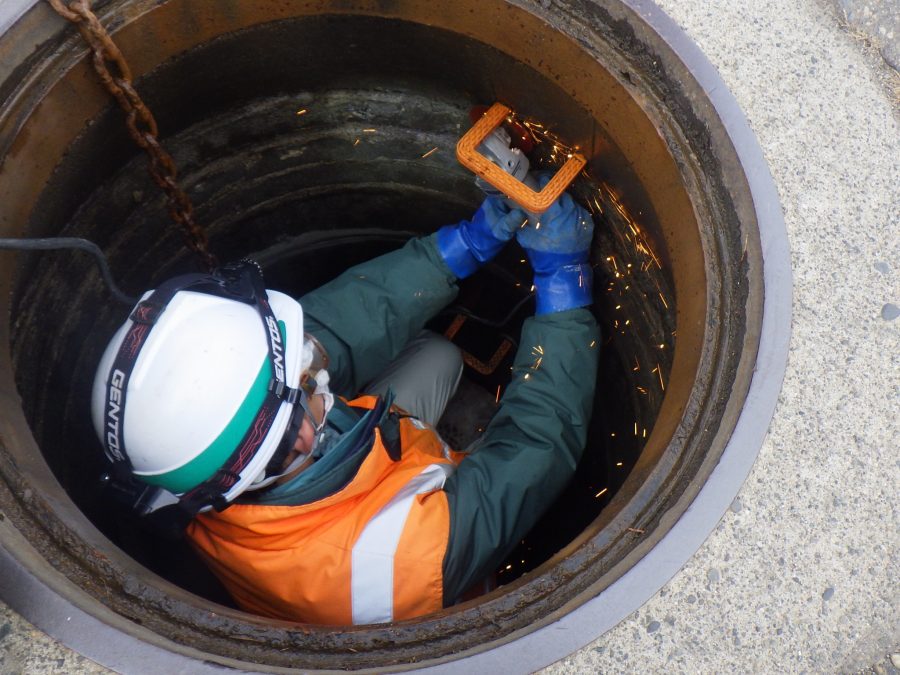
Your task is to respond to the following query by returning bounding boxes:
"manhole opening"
[11,89,673,605]
[0,3,760,671]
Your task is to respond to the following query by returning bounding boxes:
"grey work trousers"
[363,331,463,427]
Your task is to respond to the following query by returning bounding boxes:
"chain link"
[48,0,218,271]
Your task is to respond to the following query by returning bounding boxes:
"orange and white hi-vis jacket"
[185,395,460,625]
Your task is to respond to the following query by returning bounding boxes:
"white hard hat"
[90,263,305,511]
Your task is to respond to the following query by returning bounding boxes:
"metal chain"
[47,0,218,271]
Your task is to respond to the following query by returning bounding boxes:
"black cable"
[443,290,535,329]
[0,237,136,306]
[437,291,534,353]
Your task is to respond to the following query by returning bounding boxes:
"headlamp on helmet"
[90,260,316,516]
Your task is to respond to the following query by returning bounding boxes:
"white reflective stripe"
[351,463,454,624]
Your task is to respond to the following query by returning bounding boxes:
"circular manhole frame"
[0,0,790,672]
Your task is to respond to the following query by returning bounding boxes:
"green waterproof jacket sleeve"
[298,236,459,397]
[297,233,599,605]
[441,307,600,602]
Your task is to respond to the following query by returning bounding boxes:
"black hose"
[0,237,136,306]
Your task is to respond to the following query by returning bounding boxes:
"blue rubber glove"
[517,174,594,314]
[436,196,527,279]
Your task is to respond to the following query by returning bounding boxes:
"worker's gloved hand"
[436,196,527,279]
[517,174,594,315]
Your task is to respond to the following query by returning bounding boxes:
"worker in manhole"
[90,181,599,624]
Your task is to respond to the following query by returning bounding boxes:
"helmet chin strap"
[247,365,336,492]
[245,450,315,491]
